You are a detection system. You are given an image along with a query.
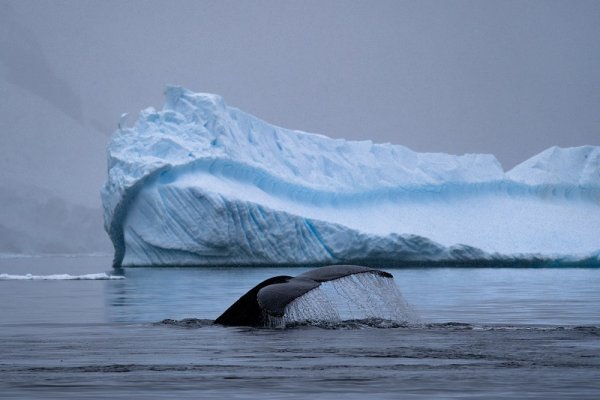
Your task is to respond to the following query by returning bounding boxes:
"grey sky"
[1,0,599,209]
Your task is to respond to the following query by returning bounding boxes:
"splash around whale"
[101,87,600,267]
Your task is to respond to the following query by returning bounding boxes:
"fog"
[1,0,599,254]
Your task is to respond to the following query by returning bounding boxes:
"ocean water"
[1,256,599,399]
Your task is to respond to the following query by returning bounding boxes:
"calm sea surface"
[1,256,599,399]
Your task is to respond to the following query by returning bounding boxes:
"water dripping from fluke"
[215,265,419,328]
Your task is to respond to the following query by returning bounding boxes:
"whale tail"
[215,265,393,327]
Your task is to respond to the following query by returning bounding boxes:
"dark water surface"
[1,256,599,399]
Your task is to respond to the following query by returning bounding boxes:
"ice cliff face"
[102,87,600,267]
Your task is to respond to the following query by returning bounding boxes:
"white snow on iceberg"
[101,87,600,267]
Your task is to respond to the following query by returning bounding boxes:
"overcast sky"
[1,0,599,206]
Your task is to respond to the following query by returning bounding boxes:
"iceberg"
[101,87,600,267]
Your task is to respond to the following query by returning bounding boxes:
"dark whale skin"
[215,275,292,326]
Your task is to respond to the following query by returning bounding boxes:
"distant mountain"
[0,183,111,255]
[0,14,113,255]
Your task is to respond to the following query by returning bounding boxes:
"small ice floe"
[0,273,124,280]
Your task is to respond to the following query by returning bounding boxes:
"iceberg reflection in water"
[103,265,600,327]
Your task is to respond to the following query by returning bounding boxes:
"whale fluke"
[215,265,393,327]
